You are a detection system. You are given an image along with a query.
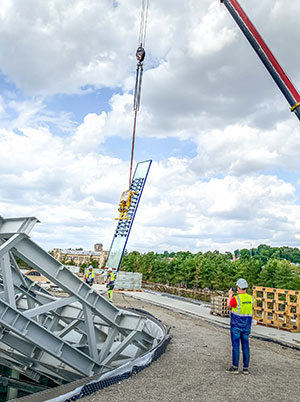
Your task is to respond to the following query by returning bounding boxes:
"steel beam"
[0,213,164,384]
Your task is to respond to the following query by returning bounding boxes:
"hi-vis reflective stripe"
[236,295,241,314]
[232,312,252,317]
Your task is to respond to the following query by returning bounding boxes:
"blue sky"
[46,89,114,122]
[1,0,300,255]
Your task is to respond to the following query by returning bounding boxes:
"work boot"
[227,366,239,374]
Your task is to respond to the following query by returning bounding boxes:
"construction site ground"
[82,287,300,402]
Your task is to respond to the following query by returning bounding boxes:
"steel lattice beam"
[0,213,164,385]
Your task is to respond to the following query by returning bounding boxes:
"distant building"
[52,244,108,268]
[94,243,103,252]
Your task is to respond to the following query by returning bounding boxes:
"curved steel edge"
[11,310,171,402]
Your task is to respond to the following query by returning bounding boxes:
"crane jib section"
[221,0,300,120]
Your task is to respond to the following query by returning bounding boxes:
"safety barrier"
[142,282,215,302]
[253,286,300,332]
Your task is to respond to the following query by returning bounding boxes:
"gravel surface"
[84,293,300,402]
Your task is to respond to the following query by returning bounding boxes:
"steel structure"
[0,178,164,387]
[221,0,300,120]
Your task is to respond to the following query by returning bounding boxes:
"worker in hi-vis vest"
[106,269,116,302]
[227,278,254,375]
[84,265,95,286]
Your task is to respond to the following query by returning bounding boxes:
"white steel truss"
[0,216,164,385]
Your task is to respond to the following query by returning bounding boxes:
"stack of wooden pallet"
[253,286,300,332]
[210,295,230,317]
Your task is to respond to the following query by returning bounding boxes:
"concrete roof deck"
[95,286,300,348]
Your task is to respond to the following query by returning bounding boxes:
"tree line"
[120,244,300,291]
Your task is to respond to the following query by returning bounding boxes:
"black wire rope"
[138,0,149,47]
[129,0,150,186]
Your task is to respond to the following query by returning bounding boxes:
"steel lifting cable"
[139,0,149,46]
[129,0,149,187]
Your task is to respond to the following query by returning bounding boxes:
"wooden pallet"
[211,296,230,317]
[253,286,300,332]
[256,320,300,333]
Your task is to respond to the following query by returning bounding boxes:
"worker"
[84,265,95,287]
[227,278,254,375]
[106,269,116,302]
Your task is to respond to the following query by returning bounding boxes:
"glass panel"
[105,159,152,270]
[106,237,127,269]
[132,160,151,179]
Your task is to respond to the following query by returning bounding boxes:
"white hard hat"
[236,278,248,289]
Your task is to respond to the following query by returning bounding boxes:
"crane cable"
[129,0,149,187]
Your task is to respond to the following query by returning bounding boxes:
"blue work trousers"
[230,326,250,368]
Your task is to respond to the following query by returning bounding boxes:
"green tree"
[273,260,294,289]
[120,246,300,292]
[234,257,263,288]
[193,252,204,288]
[234,249,240,259]
[151,256,170,284]
[88,258,99,268]
[291,264,300,290]
[170,252,195,288]
[120,251,141,273]
[239,249,251,259]
[258,259,278,287]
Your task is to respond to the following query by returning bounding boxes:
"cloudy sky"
[1,0,300,255]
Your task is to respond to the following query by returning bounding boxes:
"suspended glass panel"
[105,160,152,271]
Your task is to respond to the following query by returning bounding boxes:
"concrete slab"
[97,286,300,349]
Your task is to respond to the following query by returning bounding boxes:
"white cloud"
[0,0,140,94]
[1,116,300,254]
[0,124,127,249]
[133,163,300,251]
[71,111,107,152]
[1,0,300,255]
[190,120,300,177]
[188,2,236,57]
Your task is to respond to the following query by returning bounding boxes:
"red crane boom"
[221,0,300,121]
